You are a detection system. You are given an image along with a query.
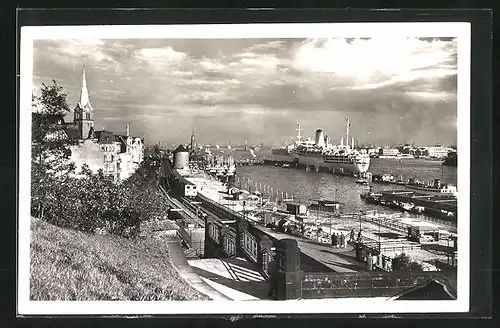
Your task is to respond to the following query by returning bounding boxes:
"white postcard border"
[18,22,471,315]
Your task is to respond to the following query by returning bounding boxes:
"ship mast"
[296,123,302,142]
[346,118,350,148]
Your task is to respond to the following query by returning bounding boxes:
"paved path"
[257,226,368,273]
[165,238,232,301]
[188,257,270,300]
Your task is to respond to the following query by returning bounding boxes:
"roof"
[64,124,81,140]
[286,202,306,207]
[94,130,116,144]
[174,144,188,153]
[393,277,457,300]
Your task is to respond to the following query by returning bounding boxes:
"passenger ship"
[271,119,370,173]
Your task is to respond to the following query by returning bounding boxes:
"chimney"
[126,125,130,137]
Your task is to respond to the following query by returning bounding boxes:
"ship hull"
[290,153,370,173]
[405,184,456,195]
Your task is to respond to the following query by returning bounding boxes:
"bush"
[32,161,169,237]
[391,253,424,272]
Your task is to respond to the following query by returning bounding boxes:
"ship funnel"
[315,129,325,147]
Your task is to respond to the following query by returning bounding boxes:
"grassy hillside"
[30,217,209,301]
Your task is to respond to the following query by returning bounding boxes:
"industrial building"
[173,144,190,169]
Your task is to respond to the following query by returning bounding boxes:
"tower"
[190,127,196,151]
[73,67,94,139]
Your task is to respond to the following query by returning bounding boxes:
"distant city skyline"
[32,37,458,146]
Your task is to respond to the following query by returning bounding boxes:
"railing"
[361,215,410,234]
[302,271,441,291]
[174,221,192,245]
[359,235,421,254]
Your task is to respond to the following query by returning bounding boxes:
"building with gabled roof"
[63,67,144,181]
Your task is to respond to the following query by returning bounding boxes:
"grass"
[30,217,209,301]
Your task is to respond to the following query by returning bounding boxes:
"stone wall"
[300,271,447,299]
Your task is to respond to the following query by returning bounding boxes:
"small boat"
[400,202,414,211]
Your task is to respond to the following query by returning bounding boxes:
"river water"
[232,156,457,217]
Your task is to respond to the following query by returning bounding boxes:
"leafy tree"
[31,81,75,220]
[391,253,424,272]
[37,80,70,115]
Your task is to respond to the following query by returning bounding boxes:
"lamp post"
[322,203,335,236]
[378,218,381,253]
[316,202,321,242]
[359,211,362,232]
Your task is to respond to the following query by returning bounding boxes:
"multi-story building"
[380,148,400,156]
[427,146,451,159]
[64,67,144,181]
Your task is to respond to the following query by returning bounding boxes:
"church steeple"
[190,127,196,151]
[77,66,94,112]
[74,66,95,140]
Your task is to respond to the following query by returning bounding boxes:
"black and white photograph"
[18,22,471,315]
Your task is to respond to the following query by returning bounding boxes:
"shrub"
[391,253,424,272]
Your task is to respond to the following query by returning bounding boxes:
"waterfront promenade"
[257,226,366,273]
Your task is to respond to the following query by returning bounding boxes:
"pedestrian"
[332,233,337,247]
[343,233,348,248]
[357,229,363,243]
[339,232,345,248]
[350,229,355,243]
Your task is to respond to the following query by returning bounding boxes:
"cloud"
[134,46,187,65]
[32,37,458,146]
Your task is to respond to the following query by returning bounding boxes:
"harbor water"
[233,157,457,217]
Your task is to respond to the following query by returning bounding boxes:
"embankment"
[30,217,209,301]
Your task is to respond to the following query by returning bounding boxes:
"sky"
[32,37,458,147]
